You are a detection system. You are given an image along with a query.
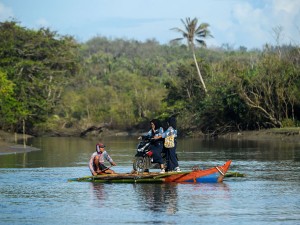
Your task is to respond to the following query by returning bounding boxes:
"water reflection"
[88,179,231,215]
[179,138,300,162]
[1,136,299,168]
[133,183,178,214]
[90,183,106,202]
[294,148,300,162]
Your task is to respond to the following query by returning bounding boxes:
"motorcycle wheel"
[132,156,145,172]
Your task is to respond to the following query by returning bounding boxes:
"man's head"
[96,143,105,153]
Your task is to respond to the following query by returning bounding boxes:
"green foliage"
[0,21,80,133]
[236,49,300,128]
[281,118,296,127]
[0,70,20,129]
[1,21,300,136]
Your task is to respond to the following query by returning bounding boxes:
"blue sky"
[0,0,299,49]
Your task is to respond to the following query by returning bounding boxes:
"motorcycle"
[132,135,166,173]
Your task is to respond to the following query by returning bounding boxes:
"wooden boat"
[68,160,232,183]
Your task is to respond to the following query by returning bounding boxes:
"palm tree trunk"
[192,48,208,93]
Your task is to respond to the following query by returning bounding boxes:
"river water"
[0,136,300,225]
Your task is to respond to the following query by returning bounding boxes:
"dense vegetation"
[0,21,299,136]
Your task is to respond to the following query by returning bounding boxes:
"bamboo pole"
[225,171,245,177]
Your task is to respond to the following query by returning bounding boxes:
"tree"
[0,70,20,130]
[237,51,300,128]
[171,17,213,94]
[0,21,80,133]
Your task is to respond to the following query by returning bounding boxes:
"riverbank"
[219,127,300,142]
[0,128,300,155]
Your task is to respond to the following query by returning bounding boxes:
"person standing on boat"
[162,116,180,172]
[148,119,165,173]
[89,143,117,175]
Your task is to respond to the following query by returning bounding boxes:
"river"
[0,136,300,225]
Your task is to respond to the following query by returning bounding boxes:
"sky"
[0,0,299,49]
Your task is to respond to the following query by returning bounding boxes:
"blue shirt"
[147,127,164,138]
[162,126,177,138]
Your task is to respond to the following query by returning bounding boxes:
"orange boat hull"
[163,160,232,183]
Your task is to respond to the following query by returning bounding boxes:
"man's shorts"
[93,163,107,172]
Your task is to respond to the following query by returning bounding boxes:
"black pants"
[165,142,179,171]
[150,142,164,164]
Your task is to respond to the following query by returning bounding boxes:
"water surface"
[1,136,300,224]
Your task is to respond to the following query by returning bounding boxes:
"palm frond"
[195,23,213,38]
[195,39,206,47]
[170,27,186,34]
[170,37,184,44]
[181,18,190,32]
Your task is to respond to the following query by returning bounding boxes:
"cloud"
[35,18,50,28]
[211,0,300,48]
[231,2,269,47]
[1,0,299,48]
[269,0,300,44]
[0,2,13,21]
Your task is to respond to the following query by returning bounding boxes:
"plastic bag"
[164,135,175,148]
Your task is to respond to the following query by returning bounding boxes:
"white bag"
[164,135,175,148]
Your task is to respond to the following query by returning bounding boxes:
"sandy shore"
[0,142,40,155]
[0,131,40,155]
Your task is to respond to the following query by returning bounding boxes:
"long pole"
[23,119,26,148]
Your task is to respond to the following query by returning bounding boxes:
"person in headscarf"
[162,116,180,172]
[147,119,165,173]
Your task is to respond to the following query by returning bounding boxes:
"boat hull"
[69,160,232,183]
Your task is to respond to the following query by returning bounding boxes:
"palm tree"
[171,17,213,94]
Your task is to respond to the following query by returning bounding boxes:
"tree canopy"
[0,21,80,133]
[0,21,299,136]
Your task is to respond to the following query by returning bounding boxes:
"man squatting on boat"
[89,143,117,175]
